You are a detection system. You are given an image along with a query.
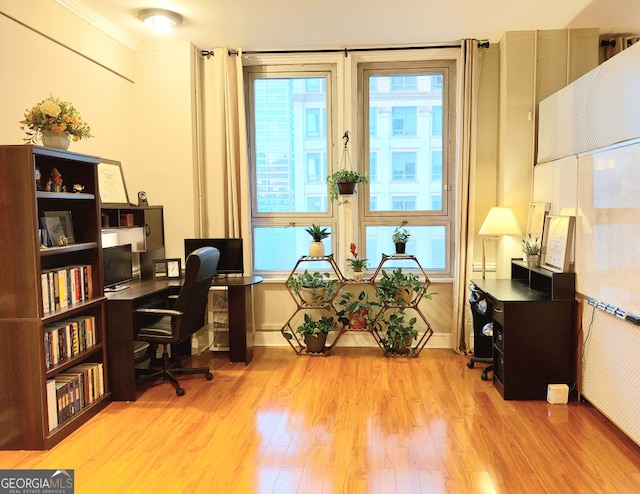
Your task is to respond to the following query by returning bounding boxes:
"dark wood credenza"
[470,260,576,400]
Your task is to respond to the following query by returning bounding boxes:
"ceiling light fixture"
[138,8,183,34]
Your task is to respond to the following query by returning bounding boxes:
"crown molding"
[56,0,139,50]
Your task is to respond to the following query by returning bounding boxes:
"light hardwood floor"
[1,347,640,493]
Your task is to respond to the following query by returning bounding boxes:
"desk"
[211,276,263,364]
[470,276,574,400]
[106,276,262,401]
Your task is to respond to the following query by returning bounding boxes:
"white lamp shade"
[478,207,522,237]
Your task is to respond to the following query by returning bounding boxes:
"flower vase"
[41,132,70,151]
[353,271,364,281]
[527,255,540,268]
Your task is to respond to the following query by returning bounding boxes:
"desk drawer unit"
[491,299,573,400]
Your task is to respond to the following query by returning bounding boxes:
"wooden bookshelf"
[0,145,110,450]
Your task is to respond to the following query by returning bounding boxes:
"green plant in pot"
[327,169,368,205]
[296,313,338,353]
[378,309,418,356]
[375,268,426,306]
[522,234,544,267]
[305,224,330,257]
[346,243,368,280]
[336,290,381,330]
[392,226,410,254]
[287,270,339,306]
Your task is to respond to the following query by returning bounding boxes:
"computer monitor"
[184,238,244,276]
[103,244,134,290]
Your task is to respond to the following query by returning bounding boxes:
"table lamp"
[478,206,522,279]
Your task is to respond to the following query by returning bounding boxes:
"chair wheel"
[205,372,213,380]
[481,371,489,381]
[176,387,185,396]
[467,360,475,369]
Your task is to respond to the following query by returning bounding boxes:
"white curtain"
[452,39,483,354]
[199,48,251,242]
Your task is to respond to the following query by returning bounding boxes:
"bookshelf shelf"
[0,144,110,450]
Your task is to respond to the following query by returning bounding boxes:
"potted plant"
[296,313,338,353]
[346,242,368,280]
[305,224,330,257]
[392,226,410,254]
[378,310,418,356]
[287,270,339,306]
[375,268,426,306]
[522,234,544,267]
[19,95,93,150]
[327,169,368,205]
[336,290,381,330]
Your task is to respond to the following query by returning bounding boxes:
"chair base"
[467,356,493,381]
[136,344,212,396]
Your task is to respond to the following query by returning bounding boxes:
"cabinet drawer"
[494,347,505,383]
[494,323,504,352]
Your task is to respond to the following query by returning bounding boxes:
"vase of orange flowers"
[20,96,93,149]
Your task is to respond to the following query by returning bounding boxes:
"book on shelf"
[52,362,105,428]
[46,379,58,432]
[44,316,96,370]
[41,264,93,314]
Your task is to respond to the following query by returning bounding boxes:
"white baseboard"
[254,330,453,349]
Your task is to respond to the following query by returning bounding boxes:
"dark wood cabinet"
[0,145,110,449]
[471,261,575,400]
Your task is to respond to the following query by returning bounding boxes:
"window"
[246,66,335,272]
[359,63,454,274]
[431,150,442,180]
[245,55,456,277]
[391,106,417,136]
[431,106,442,137]
[306,152,326,182]
[305,108,326,138]
[391,196,417,210]
[391,151,417,181]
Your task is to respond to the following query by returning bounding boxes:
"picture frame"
[153,260,168,279]
[44,210,75,244]
[541,215,576,273]
[41,216,66,247]
[526,202,550,244]
[166,258,182,279]
[97,159,130,205]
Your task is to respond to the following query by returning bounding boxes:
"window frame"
[357,60,456,276]
[244,62,338,275]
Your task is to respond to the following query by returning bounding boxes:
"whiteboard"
[576,141,640,313]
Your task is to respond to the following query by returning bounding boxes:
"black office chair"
[467,284,493,381]
[134,246,220,396]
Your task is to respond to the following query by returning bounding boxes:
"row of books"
[46,362,105,432]
[44,316,97,370]
[41,264,94,314]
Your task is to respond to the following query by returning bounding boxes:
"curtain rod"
[201,40,489,58]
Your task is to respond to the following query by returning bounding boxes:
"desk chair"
[135,246,220,396]
[467,284,493,381]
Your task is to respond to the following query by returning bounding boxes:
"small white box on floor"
[547,384,569,404]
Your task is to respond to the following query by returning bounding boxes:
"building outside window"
[245,55,455,276]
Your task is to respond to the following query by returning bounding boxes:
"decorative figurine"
[50,167,63,193]
[72,184,84,193]
[35,166,42,190]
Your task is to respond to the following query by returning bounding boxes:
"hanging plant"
[327,131,367,205]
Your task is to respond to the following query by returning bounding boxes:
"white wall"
[0,0,136,159]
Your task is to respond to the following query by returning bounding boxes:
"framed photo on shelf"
[44,210,75,244]
[541,215,575,272]
[526,202,550,243]
[98,159,130,205]
[166,259,182,279]
[153,260,168,279]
